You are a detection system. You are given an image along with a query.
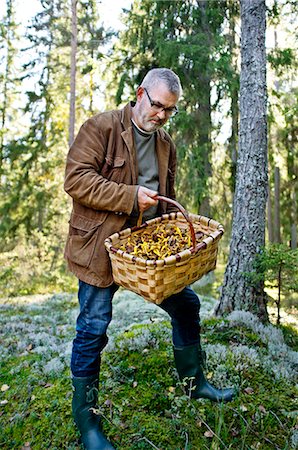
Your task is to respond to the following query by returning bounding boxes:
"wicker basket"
[104,196,224,304]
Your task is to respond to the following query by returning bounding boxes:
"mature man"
[64,68,234,450]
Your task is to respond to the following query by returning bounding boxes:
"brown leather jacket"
[64,102,177,287]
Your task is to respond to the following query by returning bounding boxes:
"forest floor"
[0,283,297,450]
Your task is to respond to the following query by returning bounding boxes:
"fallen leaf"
[21,442,31,450]
[259,405,266,414]
[244,387,254,395]
[44,383,53,389]
[240,405,248,412]
[1,384,10,392]
[204,430,214,438]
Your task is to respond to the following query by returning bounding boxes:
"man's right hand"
[137,186,158,212]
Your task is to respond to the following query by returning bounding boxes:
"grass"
[0,289,297,449]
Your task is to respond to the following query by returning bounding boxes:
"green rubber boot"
[72,375,115,450]
[174,345,235,402]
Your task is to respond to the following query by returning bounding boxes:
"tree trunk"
[0,0,14,181]
[197,0,212,217]
[215,0,268,321]
[276,264,282,326]
[273,166,281,243]
[267,179,274,243]
[68,0,77,147]
[227,0,239,193]
[290,186,297,249]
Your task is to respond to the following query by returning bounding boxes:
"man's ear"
[136,86,144,102]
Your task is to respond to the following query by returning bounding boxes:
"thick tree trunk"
[68,0,77,147]
[215,0,268,321]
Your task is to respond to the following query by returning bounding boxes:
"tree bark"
[197,0,212,217]
[215,0,268,321]
[267,181,274,243]
[68,0,77,147]
[274,166,281,243]
[0,0,15,181]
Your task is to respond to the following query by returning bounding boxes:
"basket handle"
[137,195,196,251]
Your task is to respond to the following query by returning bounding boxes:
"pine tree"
[215,0,269,321]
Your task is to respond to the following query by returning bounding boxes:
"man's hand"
[137,186,158,212]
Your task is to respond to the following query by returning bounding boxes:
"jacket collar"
[121,101,135,130]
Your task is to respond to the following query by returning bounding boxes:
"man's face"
[134,83,179,132]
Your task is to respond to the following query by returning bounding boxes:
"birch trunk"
[215,0,268,321]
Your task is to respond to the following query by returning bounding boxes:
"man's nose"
[156,109,167,120]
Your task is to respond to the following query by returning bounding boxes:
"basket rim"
[104,212,224,267]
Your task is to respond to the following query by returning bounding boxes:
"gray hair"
[140,68,182,98]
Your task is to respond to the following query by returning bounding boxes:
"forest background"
[1,1,298,449]
[0,0,297,309]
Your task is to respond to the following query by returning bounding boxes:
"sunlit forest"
[0,0,297,449]
[0,0,297,298]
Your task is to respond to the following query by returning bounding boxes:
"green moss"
[0,296,297,449]
[279,323,298,351]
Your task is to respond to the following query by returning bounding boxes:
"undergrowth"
[0,292,297,449]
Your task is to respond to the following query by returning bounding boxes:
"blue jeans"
[71,281,201,377]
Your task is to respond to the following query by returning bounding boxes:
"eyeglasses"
[143,87,179,117]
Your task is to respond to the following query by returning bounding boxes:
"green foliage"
[249,244,298,324]
[268,48,297,75]
[249,244,298,294]
[108,0,240,215]
[0,0,112,294]
[0,226,77,297]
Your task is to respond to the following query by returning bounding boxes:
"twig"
[137,437,160,450]
[269,409,286,430]
[227,406,281,450]
[197,414,228,449]
[184,431,189,450]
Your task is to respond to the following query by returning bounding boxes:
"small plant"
[249,244,298,324]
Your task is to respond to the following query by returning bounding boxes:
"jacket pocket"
[66,213,107,268]
[104,157,126,182]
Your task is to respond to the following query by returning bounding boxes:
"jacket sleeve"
[64,116,137,214]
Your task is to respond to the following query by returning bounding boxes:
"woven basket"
[104,196,224,304]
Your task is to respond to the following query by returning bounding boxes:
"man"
[64,68,235,450]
